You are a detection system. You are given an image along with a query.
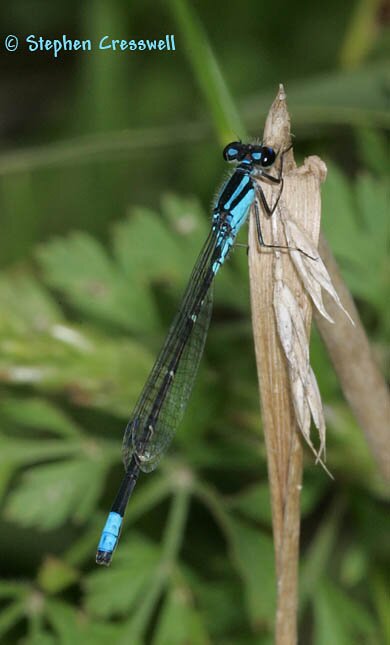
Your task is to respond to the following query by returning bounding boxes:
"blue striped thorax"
[211,141,277,272]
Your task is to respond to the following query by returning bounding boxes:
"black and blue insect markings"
[96,141,284,565]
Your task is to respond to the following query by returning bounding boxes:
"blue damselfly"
[96,141,288,565]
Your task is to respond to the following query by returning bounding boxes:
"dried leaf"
[273,277,326,462]
[270,200,350,474]
[279,205,354,326]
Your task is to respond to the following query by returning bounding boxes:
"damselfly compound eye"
[260,146,276,167]
[223,142,242,162]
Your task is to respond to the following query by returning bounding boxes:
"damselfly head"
[223,142,276,168]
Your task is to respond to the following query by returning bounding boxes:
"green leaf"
[227,483,272,525]
[124,473,172,523]
[300,496,345,613]
[371,571,390,644]
[339,544,367,586]
[322,163,389,318]
[37,232,159,334]
[350,495,390,558]
[45,599,83,643]
[227,477,326,526]
[300,477,329,517]
[353,172,389,307]
[161,194,210,254]
[325,403,385,492]
[85,535,161,618]
[313,579,378,645]
[37,557,79,594]
[228,518,275,627]
[113,196,219,311]
[0,397,81,437]
[153,582,209,645]
[26,633,56,645]
[45,598,123,644]
[314,584,352,645]
[322,162,361,264]
[0,292,154,416]
[113,208,184,284]
[5,458,107,529]
[354,127,389,175]
[0,274,61,332]
[0,462,16,500]
[0,599,26,639]
[0,581,28,599]
[187,577,248,641]
[0,435,82,467]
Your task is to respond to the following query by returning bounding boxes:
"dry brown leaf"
[279,204,354,325]
[270,201,352,470]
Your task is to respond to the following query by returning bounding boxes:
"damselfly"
[96,141,288,565]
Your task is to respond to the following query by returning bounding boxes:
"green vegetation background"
[0,1,388,643]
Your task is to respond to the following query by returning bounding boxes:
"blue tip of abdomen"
[96,511,123,566]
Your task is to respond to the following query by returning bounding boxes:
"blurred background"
[0,1,388,643]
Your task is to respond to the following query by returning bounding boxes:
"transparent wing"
[127,287,213,473]
[122,228,220,473]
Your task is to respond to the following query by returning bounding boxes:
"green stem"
[119,483,190,644]
[339,0,382,69]
[169,0,246,143]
